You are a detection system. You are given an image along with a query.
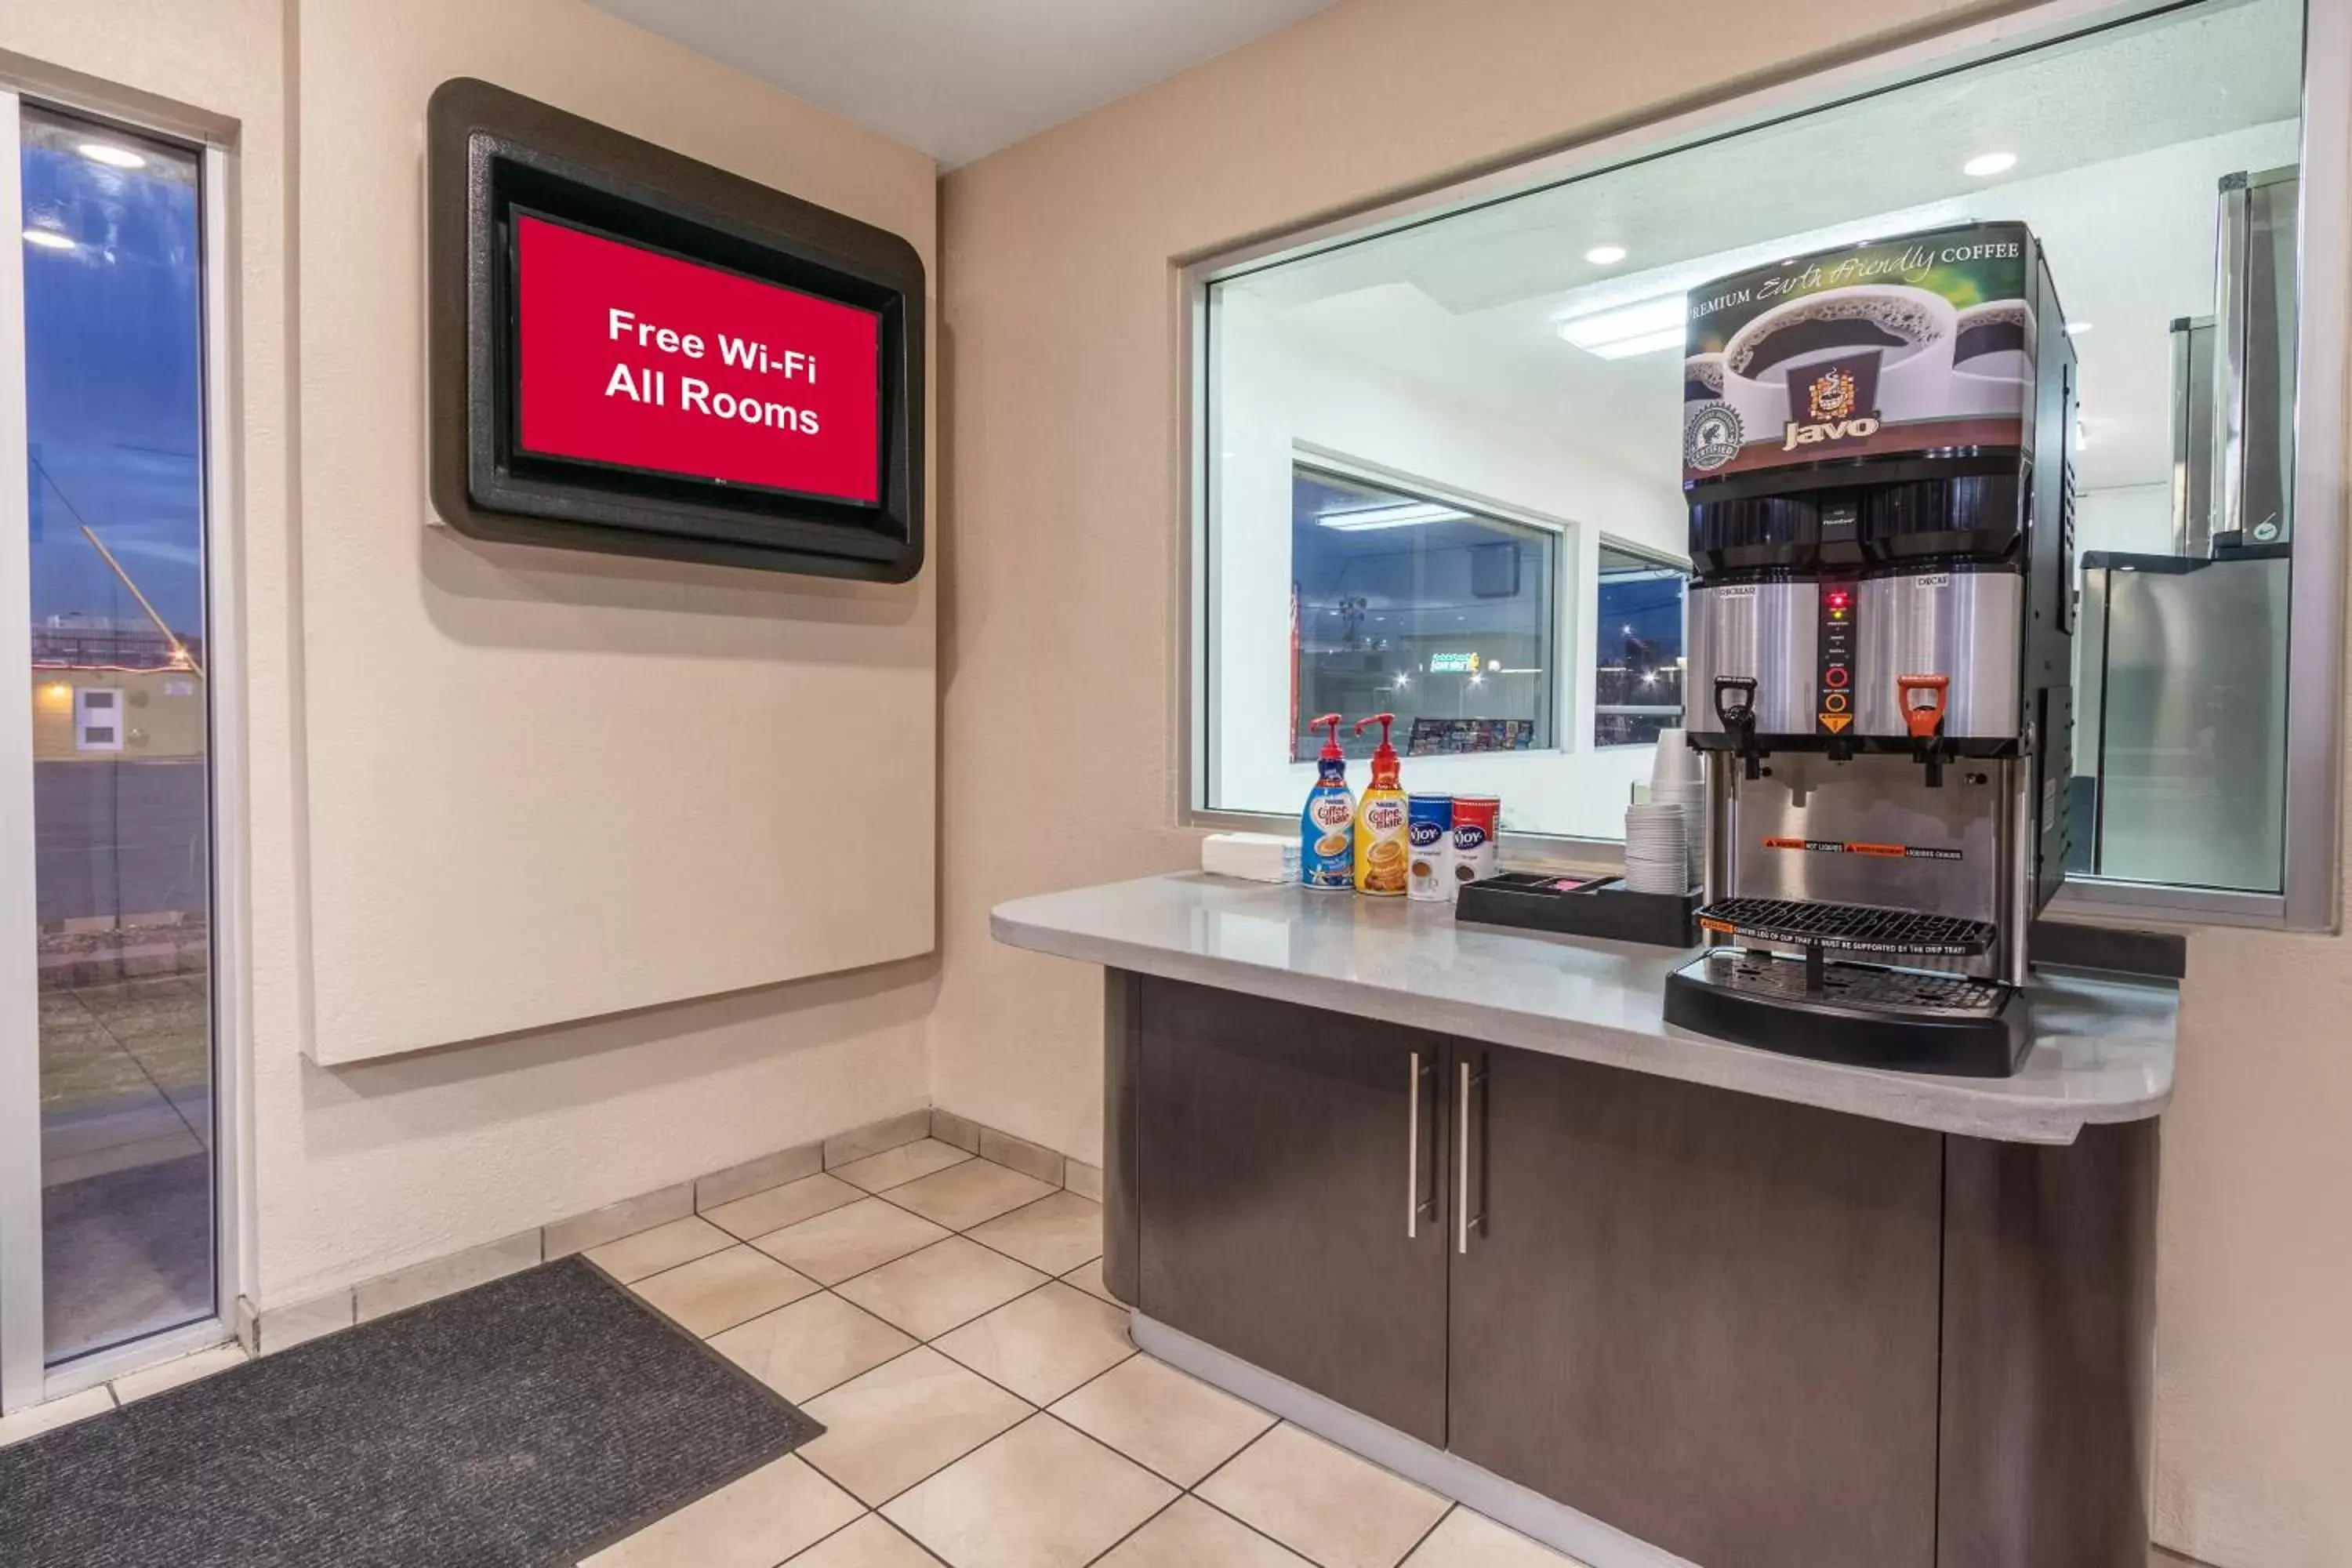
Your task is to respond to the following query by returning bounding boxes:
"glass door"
[0,95,217,1408]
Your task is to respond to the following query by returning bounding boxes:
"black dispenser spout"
[1713,676,1764,781]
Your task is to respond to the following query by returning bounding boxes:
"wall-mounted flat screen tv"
[429,78,925,580]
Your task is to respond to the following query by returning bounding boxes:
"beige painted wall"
[263,0,940,1296]
[936,1,2352,1564]
[296,0,937,1063]
[4,0,942,1308]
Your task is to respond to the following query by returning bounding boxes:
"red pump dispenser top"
[1311,713,1346,761]
[1354,712,1399,787]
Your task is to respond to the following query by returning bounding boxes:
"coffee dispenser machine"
[1666,221,2075,1076]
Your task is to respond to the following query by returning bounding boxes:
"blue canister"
[1406,795,1454,902]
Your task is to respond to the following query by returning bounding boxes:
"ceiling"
[587,0,1340,166]
[1232,0,2303,498]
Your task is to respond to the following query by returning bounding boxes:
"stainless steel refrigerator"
[2071,165,2295,892]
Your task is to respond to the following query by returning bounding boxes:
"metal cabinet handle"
[1406,1051,1422,1240]
[1449,1053,1486,1260]
[1456,1058,1486,1254]
[1457,1062,1470,1252]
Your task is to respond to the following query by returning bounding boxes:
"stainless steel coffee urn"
[1669,221,2077,1075]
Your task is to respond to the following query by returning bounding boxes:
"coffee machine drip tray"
[1665,949,2028,1077]
[1693,898,1995,957]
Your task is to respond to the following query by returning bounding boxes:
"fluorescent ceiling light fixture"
[76,142,146,170]
[1316,501,1466,532]
[1963,151,2017,177]
[1556,293,1686,360]
[22,228,73,252]
[1585,244,1628,266]
[2065,321,2092,335]
[1538,198,1972,355]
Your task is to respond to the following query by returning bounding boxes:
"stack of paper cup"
[1624,802,1690,895]
[1646,730,1704,891]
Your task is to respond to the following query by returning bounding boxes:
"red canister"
[1450,797,1501,885]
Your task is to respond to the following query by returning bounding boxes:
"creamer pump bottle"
[1299,713,1356,891]
[1352,713,1409,897]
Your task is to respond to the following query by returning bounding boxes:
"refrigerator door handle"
[2212,173,2252,546]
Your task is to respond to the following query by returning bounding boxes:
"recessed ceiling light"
[76,142,146,170]
[2065,321,2093,335]
[22,228,74,252]
[1585,244,1628,266]
[1963,151,2017,178]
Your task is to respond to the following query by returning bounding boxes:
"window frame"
[1179,0,2349,932]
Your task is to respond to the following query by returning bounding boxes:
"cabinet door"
[1447,1043,1943,1568]
[1137,977,1450,1446]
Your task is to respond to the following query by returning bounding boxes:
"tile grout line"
[629,1148,1486,1568]
[787,1342,1048,1517]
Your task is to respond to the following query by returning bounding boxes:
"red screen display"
[513,213,883,505]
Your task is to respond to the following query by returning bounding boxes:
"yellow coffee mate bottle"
[1352,713,1410,896]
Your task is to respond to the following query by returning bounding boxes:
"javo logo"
[1782,366,1881,450]
[1809,368,1859,421]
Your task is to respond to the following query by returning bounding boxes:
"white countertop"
[990,873,2176,1145]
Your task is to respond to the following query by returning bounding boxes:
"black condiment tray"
[1455,872,1699,948]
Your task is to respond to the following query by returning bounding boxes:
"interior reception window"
[1290,466,1557,765]
[1196,0,2314,883]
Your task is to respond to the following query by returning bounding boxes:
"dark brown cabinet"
[1446,1043,1944,1568]
[1135,976,1450,1446]
[1112,974,2151,1568]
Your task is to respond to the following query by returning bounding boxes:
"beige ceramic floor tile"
[0,1386,112,1449]
[884,1161,1055,1231]
[710,1292,918,1403]
[755,1199,953,1287]
[881,1414,1175,1568]
[580,1454,862,1568]
[586,1215,735,1284]
[783,1514,942,1567]
[833,1238,1047,1341]
[801,1345,1032,1504]
[705,1173,865,1241]
[1097,1497,1313,1567]
[931,1281,1132,1405]
[1403,1508,1592,1567]
[832,1138,972,1194]
[1050,1352,1274,1486]
[1059,1258,1120,1305]
[111,1343,249,1403]
[630,1245,818,1337]
[1196,1424,1450,1568]
[965,1191,1102,1276]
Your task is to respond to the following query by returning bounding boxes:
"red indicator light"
[1828,592,1850,609]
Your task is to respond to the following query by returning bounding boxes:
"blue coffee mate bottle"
[1300,713,1356,891]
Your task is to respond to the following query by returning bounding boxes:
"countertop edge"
[991,901,2173,1145]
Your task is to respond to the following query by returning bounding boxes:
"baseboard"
[240,1105,935,1356]
[927,1106,1102,1200]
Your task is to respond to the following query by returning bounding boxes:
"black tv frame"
[426,78,926,581]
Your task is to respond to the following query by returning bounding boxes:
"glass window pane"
[1199,0,2304,868]
[1291,466,1555,764]
[21,106,214,1363]
[1593,545,1686,748]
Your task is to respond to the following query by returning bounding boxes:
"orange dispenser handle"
[1897,674,1949,740]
